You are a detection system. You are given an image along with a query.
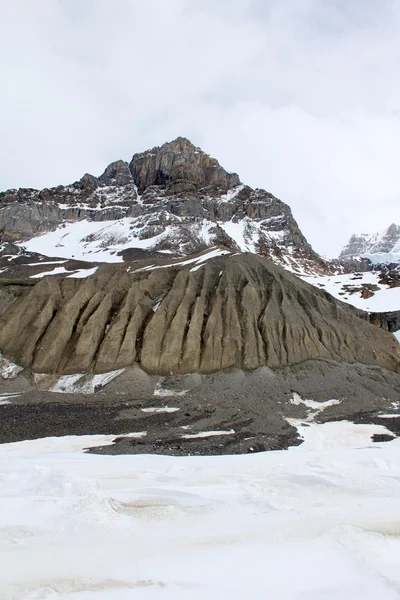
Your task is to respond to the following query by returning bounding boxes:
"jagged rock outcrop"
[0,138,331,275]
[130,137,240,194]
[369,310,400,333]
[0,253,398,376]
[0,160,139,242]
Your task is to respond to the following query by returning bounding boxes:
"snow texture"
[27,260,67,266]
[1,426,400,599]
[50,369,125,393]
[30,266,70,278]
[141,407,180,414]
[303,271,400,312]
[0,352,23,380]
[0,393,21,406]
[181,429,235,439]
[288,420,396,450]
[136,247,231,273]
[218,184,245,203]
[289,393,341,422]
[20,218,169,263]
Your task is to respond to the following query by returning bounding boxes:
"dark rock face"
[1,359,400,453]
[0,253,398,376]
[0,169,138,242]
[99,160,133,187]
[0,137,331,275]
[130,137,240,194]
[378,269,400,288]
[369,310,400,333]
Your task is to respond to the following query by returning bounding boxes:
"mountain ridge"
[0,137,332,276]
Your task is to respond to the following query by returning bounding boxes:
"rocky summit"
[0,137,330,275]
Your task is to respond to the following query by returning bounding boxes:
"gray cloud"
[1,0,399,256]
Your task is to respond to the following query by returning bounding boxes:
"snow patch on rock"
[50,369,125,393]
[0,352,23,380]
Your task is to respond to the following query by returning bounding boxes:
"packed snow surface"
[1,424,400,599]
[303,272,400,312]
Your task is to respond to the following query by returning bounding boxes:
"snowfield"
[1,425,400,599]
[17,214,307,273]
[19,218,169,263]
[303,271,400,312]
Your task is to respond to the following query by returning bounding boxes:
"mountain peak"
[129,137,240,194]
[162,136,198,149]
[340,223,400,264]
[0,137,329,276]
[386,223,400,235]
[99,160,132,187]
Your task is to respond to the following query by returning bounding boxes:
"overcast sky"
[1,0,399,256]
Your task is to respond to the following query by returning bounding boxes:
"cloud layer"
[1,0,399,255]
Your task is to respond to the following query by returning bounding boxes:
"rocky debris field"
[1,360,400,455]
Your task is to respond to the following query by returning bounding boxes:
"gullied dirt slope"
[0,253,399,375]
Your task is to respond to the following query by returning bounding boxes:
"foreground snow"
[1,423,400,600]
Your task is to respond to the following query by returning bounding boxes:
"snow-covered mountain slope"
[340,223,400,266]
[303,272,400,313]
[0,242,235,282]
[18,215,322,275]
[334,224,400,318]
[0,137,332,276]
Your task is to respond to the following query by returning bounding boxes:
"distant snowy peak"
[0,137,331,275]
[340,223,400,265]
